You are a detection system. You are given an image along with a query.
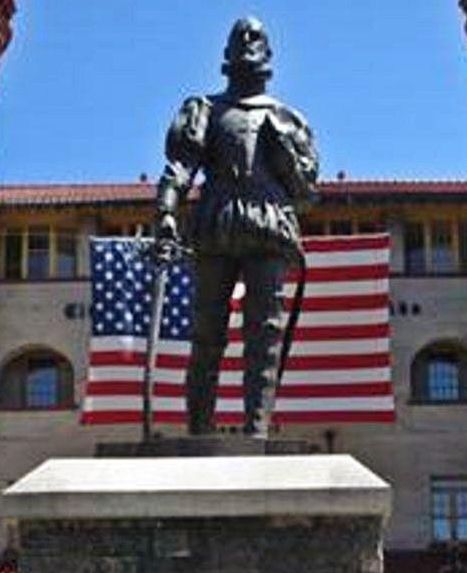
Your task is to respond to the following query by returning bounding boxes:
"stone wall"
[16,516,384,573]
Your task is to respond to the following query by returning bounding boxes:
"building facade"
[1,180,467,570]
[0,0,15,58]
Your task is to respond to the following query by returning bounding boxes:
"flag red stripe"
[282,353,391,370]
[273,411,396,424]
[302,236,390,252]
[84,381,393,399]
[288,264,389,282]
[277,382,393,398]
[90,351,146,367]
[156,352,390,371]
[151,382,392,399]
[153,412,243,425]
[152,411,396,424]
[82,410,395,425]
[228,323,390,342]
[80,411,143,424]
[85,382,142,395]
[287,293,388,312]
[153,411,186,424]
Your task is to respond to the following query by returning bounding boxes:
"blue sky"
[1,1,467,183]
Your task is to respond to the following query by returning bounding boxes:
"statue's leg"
[242,256,287,438]
[186,255,239,435]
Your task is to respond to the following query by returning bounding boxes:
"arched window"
[411,341,467,404]
[0,348,74,410]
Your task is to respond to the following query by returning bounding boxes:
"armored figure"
[156,17,319,437]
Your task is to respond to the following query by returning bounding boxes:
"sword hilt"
[134,236,193,267]
[154,238,193,265]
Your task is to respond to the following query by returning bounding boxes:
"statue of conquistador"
[155,17,319,438]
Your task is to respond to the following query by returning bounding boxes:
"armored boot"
[243,383,276,440]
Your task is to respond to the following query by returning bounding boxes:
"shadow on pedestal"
[95,436,321,458]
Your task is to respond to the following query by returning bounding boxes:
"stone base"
[17,516,383,573]
[3,456,391,573]
[95,436,320,458]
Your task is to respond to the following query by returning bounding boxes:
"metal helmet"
[221,17,273,80]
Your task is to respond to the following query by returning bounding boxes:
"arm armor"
[156,96,211,216]
[263,106,319,202]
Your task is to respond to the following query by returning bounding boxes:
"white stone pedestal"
[2,455,391,573]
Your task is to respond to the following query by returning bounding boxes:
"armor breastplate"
[205,98,286,202]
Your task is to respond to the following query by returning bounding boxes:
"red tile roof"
[1,180,467,208]
[0,183,155,206]
[320,180,467,195]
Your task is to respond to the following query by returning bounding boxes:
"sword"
[138,235,192,443]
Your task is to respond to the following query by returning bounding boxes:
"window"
[56,229,77,278]
[432,478,467,542]
[428,359,459,402]
[357,222,378,234]
[404,220,462,275]
[25,357,58,408]
[2,227,79,280]
[99,223,152,237]
[404,222,426,274]
[4,228,23,279]
[329,219,352,235]
[431,221,455,273]
[458,221,467,273]
[0,349,74,410]
[411,341,467,403]
[305,222,325,236]
[99,224,125,237]
[28,226,50,279]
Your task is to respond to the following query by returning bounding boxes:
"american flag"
[81,234,394,425]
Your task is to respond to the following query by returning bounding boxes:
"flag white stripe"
[151,396,395,413]
[91,336,147,353]
[83,396,143,410]
[148,366,391,386]
[228,309,389,328]
[284,279,389,298]
[274,396,395,412]
[153,338,389,358]
[87,365,391,388]
[304,249,389,267]
[89,366,144,382]
[82,395,395,413]
[298,309,388,327]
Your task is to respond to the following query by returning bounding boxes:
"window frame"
[404,221,427,275]
[427,358,460,402]
[55,227,79,279]
[410,342,467,405]
[403,218,465,276]
[27,225,51,280]
[431,477,467,544]
[1,226,80,281]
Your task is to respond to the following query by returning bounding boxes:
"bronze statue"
[155,17,319,438]
[461,0,467,33]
